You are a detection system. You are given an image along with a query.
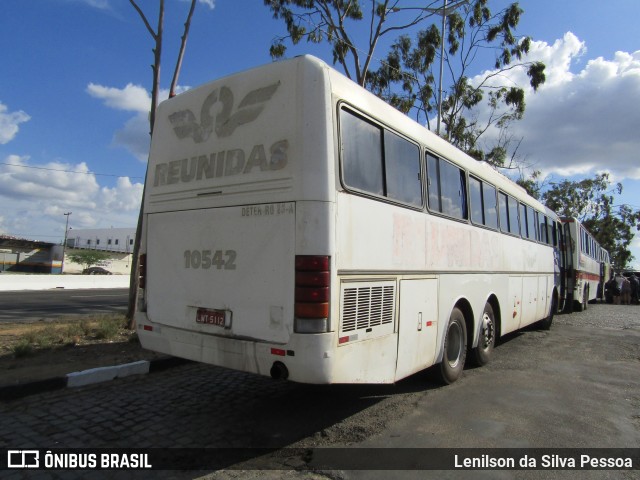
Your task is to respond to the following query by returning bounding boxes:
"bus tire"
[537,294,555,330]
[435,307,467,385]
[574,287,587,312]
[470,303,495,367]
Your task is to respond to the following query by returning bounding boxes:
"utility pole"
[427,0,469,135]
[62,212,72,273]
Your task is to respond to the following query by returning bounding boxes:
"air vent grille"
[341,282,395,333]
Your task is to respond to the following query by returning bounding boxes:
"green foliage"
[13,339,34,358]
[367,0,545,164]
[541,173,640,269]
[265,1,545,165]
[516,169,542,200]
[67,250,110,270]
[94,316,124,340]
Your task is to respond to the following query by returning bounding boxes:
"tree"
[126,0,198,327]
[265,0,545,165]
[542,173,640,269]
[367,0,545,164]
[68,250,111,271]
[265,0,442,87]
[516,168,544,200]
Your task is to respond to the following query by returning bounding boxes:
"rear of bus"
[135,56,338,383]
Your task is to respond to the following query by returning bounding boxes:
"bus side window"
[340,108,384,196]
[427,155,467,220]
[384,130,422,207]
[469,176,483,225]
[528,208,538,241]
[519,203,528,238]
[539,214,548,244]
[507,195,520,235]
[499,192,509,233]
[483,183,498,229]
[340,107,422,208]
[427,154,440,212]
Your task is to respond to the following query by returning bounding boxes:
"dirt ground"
[0,319,165,386]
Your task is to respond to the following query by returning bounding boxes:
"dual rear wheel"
[434,303,495,385]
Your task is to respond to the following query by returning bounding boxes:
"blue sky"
[1,0,639,267]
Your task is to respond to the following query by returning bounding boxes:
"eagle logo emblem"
[168,82,280,143]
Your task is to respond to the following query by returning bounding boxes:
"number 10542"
[184,249,237,270]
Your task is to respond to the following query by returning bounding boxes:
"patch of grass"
[94,315,124,340]
[12,339,34,358]
[8,314,131,355]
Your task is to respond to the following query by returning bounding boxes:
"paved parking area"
[0,303,638,479]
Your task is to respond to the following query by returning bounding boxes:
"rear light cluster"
[294,255,330,333]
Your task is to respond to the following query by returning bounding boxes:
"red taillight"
[295,255,330,333]
[139,253,147,289]
[295,286,329,302]
[295,255,330,271]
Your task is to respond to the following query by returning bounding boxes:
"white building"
[63,227,136,275]
[67,227,136,253]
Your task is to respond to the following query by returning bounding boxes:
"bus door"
[395,278,438,381]
[562,222,575,313]
[555,221,567,313]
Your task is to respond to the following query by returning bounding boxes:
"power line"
[0,162,144,180]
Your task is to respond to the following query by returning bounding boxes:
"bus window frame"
[337,103,425,212]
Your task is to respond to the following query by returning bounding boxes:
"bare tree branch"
[170,0,197,98]
[129,0,157,39]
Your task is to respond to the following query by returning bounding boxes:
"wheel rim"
[446,321,463,368]
[480,311,495,351]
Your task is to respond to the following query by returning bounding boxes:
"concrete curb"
[0,357,191,401]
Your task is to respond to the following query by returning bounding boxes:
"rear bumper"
[135,312,336,384]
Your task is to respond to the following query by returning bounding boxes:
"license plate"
[196,308,227,327]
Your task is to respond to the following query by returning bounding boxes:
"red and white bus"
[561,217,610,311]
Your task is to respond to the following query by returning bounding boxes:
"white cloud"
[471,33,640,181]
[0,155,142,241]
[99,177,144,212]
[72,0,111,9]
[86,83,151,113]
[0,155,99,204]
[86,83,151,161]
[113,114,151,162]
[0,103,30,144]
[179,0,215,10]
[87,83,190,162]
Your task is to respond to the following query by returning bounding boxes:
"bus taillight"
[294,255,330,333]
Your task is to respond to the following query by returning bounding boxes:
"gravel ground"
[554,301,640,330]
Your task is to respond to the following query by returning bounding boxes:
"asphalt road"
[0,288,129,323]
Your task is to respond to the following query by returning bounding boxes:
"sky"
[1,0,639,267]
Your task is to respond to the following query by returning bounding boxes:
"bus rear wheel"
[470,303,495,367]
[435,307,467,385]
[575,286,588,312]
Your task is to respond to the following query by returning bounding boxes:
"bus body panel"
[145,204,296,344]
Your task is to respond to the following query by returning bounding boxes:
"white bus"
[561,217,610,311]
[135,55,560,385]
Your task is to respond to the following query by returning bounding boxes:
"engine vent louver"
[340,282,395,334]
